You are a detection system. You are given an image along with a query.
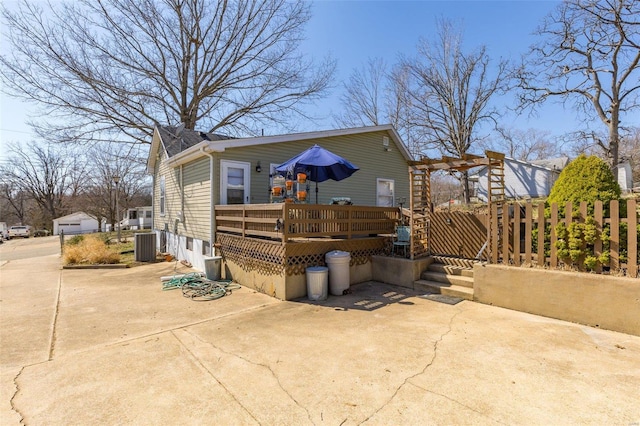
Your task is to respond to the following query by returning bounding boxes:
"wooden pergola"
[406,151,505,260]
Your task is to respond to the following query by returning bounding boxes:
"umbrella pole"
[315,182,318,204]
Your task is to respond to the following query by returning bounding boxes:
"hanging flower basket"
[297,173,307,183]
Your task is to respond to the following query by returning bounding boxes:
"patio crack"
[407,382,507,425]
[48,272,63,361]
[359,307,464,425]
[10,366,26,425]
[173,329,314,425]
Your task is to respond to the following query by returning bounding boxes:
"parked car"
[8,225,33,239]
[34,229,51,237]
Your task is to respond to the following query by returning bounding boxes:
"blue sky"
[299,0,571,134]
[1,0,633,149]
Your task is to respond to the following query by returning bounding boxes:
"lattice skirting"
[217,234,389,276]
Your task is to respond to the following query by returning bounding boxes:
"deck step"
[428,263,474,278]
[414,280,474,301]
[430,256,480,269]
[421,271,474,288]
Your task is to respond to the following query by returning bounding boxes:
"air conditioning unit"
[134,233,156,262]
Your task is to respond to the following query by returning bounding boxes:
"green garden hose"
[162,273,241,301]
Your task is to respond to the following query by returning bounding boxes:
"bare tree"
[402,20,509,202]
[335,58,421,157]
[0,183,28,226]
[621,127,640,184]
[487,127,564,161]
[335,58,388,128]
[78,145,151,230]
[516,0,640,179]
[0,143,83,226]
[570,126,640,183]
[0,0,335,144]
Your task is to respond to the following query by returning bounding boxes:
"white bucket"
[306,266,328,301]
[325,251,351,295]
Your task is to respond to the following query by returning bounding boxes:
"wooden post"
[610,200,619,271]
[550,203,558,268]
[491,203,498,264]
[513,203,521,266]
[502,204,509,264]
[594,201,603,273]
[627,199,638,278]
[524,202,532,265]
[537,203,545,267]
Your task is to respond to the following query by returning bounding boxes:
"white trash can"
[325,250,351,295]
[306,266,328,301]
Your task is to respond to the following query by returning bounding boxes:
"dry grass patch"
[63,235,121,265]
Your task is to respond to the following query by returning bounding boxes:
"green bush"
[547,154,621,216]
[66,235,85,246]
[543,155,629,271]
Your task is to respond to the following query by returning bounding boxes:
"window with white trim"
[160,176,166,216]
[376,178,395,207]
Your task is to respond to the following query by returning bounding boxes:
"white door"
[376,178,395,207]
[221,161,250,204]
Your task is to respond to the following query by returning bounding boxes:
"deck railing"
[215,203,399,242]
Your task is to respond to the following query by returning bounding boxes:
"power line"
[0,128,33,135]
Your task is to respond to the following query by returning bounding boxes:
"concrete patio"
[1,238,639,425]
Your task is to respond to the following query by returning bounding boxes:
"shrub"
[547,154,621,216]
[66,235,85,246]
[63,235,120,265]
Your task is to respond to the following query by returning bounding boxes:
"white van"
[8,225,33,239]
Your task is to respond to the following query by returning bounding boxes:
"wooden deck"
[215,203,399,242]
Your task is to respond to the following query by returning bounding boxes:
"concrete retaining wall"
[371,255,433,288]
[474,264,640,336]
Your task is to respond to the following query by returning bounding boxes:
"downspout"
[180,164,184,217]
[202,147,216,257]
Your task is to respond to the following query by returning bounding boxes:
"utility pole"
[113,175,121,242]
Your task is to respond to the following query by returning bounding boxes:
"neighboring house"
[617,160,633,193]
[470,157,565,201]
[53,212,99,236]
[147,124,413,271]
[470,155,633,200]
[121,206,152,230]
[104,207,153,231]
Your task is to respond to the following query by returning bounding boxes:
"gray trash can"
[325,250,350,295]
[306,266,328,301]
[204,256,222,280]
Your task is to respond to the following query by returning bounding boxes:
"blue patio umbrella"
[275,144,359,203]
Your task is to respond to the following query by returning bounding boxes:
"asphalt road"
[0,236,61,262]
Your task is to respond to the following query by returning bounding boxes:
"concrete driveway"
[1,238,639,425]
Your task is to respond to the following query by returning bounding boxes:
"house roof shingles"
[157,125,234,158]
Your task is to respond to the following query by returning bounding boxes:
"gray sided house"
[146,125,413,271]
[470,157,566,202]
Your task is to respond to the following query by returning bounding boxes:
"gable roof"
[469,156,561,179]
[53,211,98,222]
[530,156,570,170]
[147,124,413,172]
